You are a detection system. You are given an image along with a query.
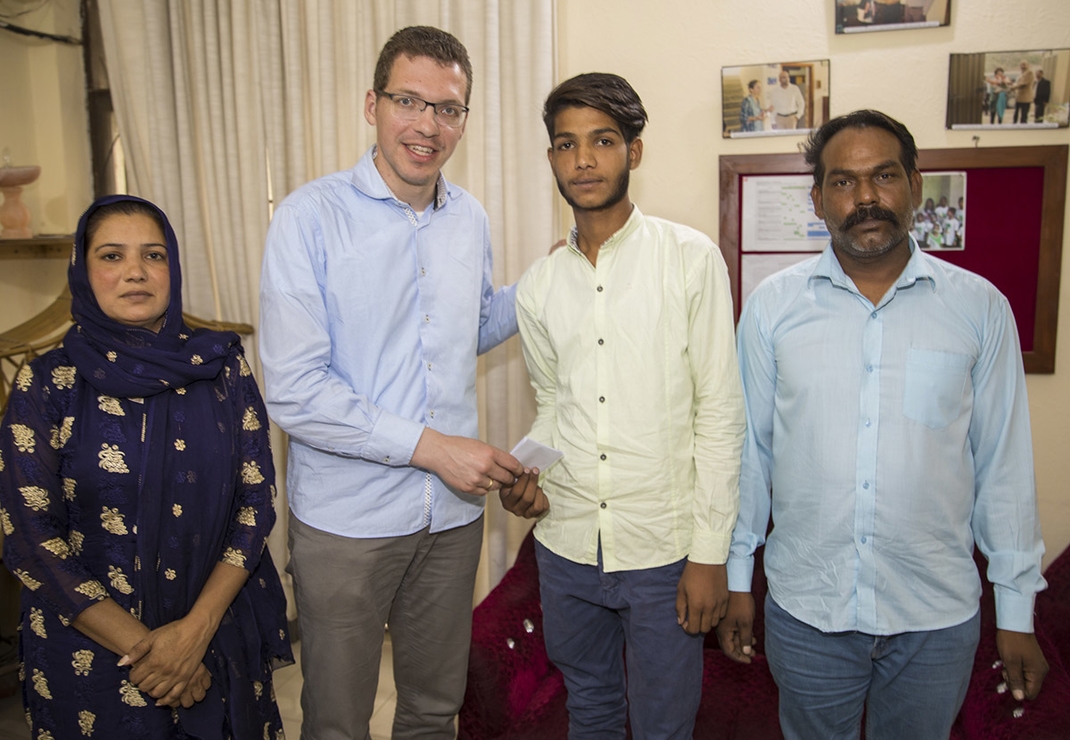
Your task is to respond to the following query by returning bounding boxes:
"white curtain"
[97,0,556,607]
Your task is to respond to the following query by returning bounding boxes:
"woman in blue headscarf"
[0,195,292,739]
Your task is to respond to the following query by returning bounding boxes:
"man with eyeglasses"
[260,25,523,740]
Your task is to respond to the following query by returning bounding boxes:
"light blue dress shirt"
[259,147,517,538]
[728,240,1045,635]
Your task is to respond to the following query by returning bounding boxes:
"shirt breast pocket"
[902,348,972,429]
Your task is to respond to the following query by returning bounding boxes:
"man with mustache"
[502,72,745,738]
[717,109,1049,740]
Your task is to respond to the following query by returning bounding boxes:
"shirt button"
[600,454,607,461]
[861,536,868,544]
[596,285,604,292]
[383,456,391,463]
[427,362,432,370]
[600,502,607,509]
[863,481,870,490]
[599,396,605,403]
[424,315,430,322]
[871,311,877,319]
[421,268,427,276]
[866,365,873,372]
[429,410,435,418]
[598,338,604,345]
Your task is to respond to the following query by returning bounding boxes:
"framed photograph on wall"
[722,60,830,138]
[947,49,1069,129]
[835,0,951,34]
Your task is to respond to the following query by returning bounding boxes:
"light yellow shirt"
[516,207,745,572]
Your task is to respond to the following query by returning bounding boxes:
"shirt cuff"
[994,587,1037,633]
[363,412,426,467]
[688,528,732,565]
[726,555,755,593]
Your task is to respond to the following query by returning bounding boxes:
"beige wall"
[556,0,1070,567]
[2,0,1068,567]
[0,0,88,327]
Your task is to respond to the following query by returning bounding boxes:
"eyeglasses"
[377,91,469,128]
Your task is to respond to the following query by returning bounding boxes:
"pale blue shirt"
[259,147,517,537]
[728,240,1045,634]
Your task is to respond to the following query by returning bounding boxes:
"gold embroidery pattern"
[101,507,128,535]
[58,613,71,627]
[15,365,33,391]
[62,478,76,500]
[49,417,75,450]
[253,680,263,699]
[165,569,177,580]
[173,504,183,517]
[0,507,12,535]
[51,366,77,389]
[72,649,94,676]
[238,354,252,376]
[32,668,52,699]
[175,387,187,395]
[236,507,256,526]
[242,461,265,485]
[270,485,277,505]
[29,607,46,638]
[40,538,71,559]
[74,580,106,600]
[97,396,124,416]
[11,424,36,453]
[191,354,203,365]
[97,445,129,474]
[174,439,186,451]
[108,566,133,595]
[20,486,50,511]
[0,449,4,471]
[222,548,247,568]
[38,729,56,740]
[14,569,42,590]
[69,529,85,555]
[242,407,261,431]
[78,709,96,736]
[119,680,148,707]
[106,350,117,362]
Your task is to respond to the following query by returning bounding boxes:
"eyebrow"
[826,159,901,178]
[92,242,167,250]
[552,127,622,142]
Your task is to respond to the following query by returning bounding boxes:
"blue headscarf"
[63,194,238,397]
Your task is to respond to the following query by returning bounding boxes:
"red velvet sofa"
[460,533,1070,739]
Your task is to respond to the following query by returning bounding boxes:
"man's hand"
[499,469,549,518]
[715,591,756,664]
[996,629,1049,701]
[675,561,729,635]
[122,617,213,707]
[411,428,523,495]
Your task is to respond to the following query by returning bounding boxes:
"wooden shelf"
[0,235,73,260]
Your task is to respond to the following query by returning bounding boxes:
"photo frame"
[947,49,1069,129]
[719,145,1068,372]
[722,60,830,138]
[835,0,951,34]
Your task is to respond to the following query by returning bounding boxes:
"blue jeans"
[535,541,704,740]
[764,594,980,740]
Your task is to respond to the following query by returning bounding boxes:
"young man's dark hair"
[373,25,474,103]
[803,109,919,187]
[542,72,649,144]
[748,79,760,92]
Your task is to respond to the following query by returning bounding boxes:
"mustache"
[842,205,900,230]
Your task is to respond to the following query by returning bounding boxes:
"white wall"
[556,0,1070,568]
